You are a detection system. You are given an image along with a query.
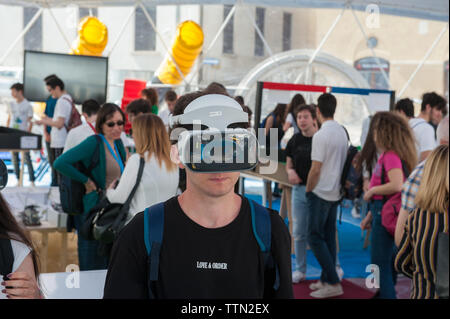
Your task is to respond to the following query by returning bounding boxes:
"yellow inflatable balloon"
[155,20,204,84]
[71,16,108,56]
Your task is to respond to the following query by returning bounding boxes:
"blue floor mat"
[244,192,371,280]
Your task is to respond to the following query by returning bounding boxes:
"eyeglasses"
[105,120,124,128]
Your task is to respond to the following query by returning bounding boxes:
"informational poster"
[20,136,38,149]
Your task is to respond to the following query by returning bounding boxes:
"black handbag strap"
[0,237,13,276]
[124,157,146,207]
[380,154,409,205]
[110,157,145,231]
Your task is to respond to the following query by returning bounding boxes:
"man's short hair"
[395,98,415,118]
[296,104,317,120]
[126,98,152,115]
[81,99,100,117]
[10,83,24,92]
[45,76,64,91]
[44,74,57,82]
[317,93,337,118]
[421,92,447,115]
[164,90,177,102]
[437,115,449,144]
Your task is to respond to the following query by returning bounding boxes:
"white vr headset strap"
[169,106,248,131]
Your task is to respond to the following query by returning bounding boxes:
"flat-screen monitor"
[23,50,108,104]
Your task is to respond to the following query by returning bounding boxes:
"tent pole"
[294,6,346,84]
[350,6,390,89]
[46,3,73,50]
[0,7,43,66]
[398,23,449,98]
[187,4,237,86]
[138,1,188,86]
[105,2,138,57]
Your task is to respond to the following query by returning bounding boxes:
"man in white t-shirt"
[158,90,178,129]
[35,76,73,185]
[6,83,35,185]
[408,92,446,162]
[305,93,348,299]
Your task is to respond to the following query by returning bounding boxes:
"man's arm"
[37,116,65,129]
[286,156,301,185]
[6,114,10,127]
[306,161,322,193]
[27,116,33,132]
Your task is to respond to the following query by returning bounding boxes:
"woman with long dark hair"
[283,93,306,133]
[0,160,41,299]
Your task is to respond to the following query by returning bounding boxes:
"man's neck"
[418,112,429,122]
[178,187,242,229]
[301,126,316,137]
[320,117,334,124]
[15,96,24,103]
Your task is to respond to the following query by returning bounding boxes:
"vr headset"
[0,159,7,191]
[169,94,259,173]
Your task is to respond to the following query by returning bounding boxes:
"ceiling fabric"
[0,0,448,22]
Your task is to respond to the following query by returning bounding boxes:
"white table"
[39,270,107,299]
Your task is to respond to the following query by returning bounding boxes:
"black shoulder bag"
[86,157,145,244]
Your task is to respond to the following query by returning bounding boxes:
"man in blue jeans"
[285,104,318,283]
[305,93,348,298]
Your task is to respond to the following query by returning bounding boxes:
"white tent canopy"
[0,0,448,22]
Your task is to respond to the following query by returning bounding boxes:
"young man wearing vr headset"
[104,92,293,299]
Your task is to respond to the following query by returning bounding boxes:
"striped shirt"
[395,208,449,299]
[401,161,425,211]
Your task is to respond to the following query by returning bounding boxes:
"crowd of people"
[0,75,448,300]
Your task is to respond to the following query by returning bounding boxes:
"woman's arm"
[53,136,98,184]
[394,214,414,278]
[265,116,274,136]
[364,168,404,201]
[2,254,42,299]
[106,155,140,204]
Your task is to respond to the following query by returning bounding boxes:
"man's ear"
[170,144,185,169]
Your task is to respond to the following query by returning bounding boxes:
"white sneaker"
[309,280,324,290]
[336,266,344,281]
[292,271,306,283]
[310,283,344,299]
[351,206,361,219]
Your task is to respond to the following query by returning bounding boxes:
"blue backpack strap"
[247,198,280,291]
[144,202,165,298]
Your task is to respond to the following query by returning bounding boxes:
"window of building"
[282,12,292,52]
[79,7,98,19]
[354,57,390,90]
[254,7,265,57]
[24,7,42,51]
[222,5,234,54]
[134,5,156,51]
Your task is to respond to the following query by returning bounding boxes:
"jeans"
[45,141,57,186]
[73,214,109,271]
[369,200,397,299]
[11,151,35,182]
[291,185,308,273]
[306,192,340,285]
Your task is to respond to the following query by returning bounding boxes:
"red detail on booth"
[121,79,147,134]
[262,81,328,93]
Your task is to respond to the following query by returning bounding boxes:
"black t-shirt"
[285,132,313,185]
[103,196,293,299]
